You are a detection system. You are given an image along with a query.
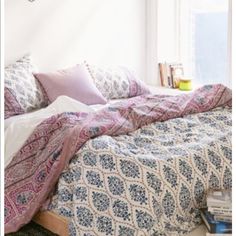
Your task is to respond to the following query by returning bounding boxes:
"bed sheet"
[4,96,95,168]
[4,96,126,168]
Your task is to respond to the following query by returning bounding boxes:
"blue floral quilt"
[49,106,231,236]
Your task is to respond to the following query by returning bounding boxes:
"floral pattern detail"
[16,192,33,205]
[61,168,81,184]
[135,210,155,230]
[209,172,220,189]
[193,154,208,176]
[194,179,205,205]
[91,139,109,150]
[120,160,140,178]
[86,171,103,188]
[74,187,87,202]
[58,188,73,202]
[4,55,47,118]
[223,166,232,189]
[152,197,163,218]
[220,145,232,163]
[59,207,73,218]
[129,184,147,205]
[163,165,178,188]
[99,154,116,171]
[146,172,162,195]
[112,200,131,220]
[108,176,125,196]
[162,190,175,218]
[83,152,97,167]
[76,207,93,227]
[85,63,150,99]
[92,192,110,211]
[208,150,222,170]
[178,160,193,182]
[118,226,135,236]
[179,184,191,210]
[97,216,114,235]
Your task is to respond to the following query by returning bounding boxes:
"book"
[166,63,172,87]
[208,205,231,211]
[208,207,232,217]
[158,62,169,87]
[158,62,184,88]
[206,234,232,236]
[207,190,231,208]
[213,215,232,223]
[200,209,232,234]
[170,66,175,88]
[169,63,184,88]
[158,63,165,87]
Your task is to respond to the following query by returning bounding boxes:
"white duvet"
[4,96,96,168]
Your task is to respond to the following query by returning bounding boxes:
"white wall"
[5,0,146,80]
[157,0,179,63]
[146,0,180,86]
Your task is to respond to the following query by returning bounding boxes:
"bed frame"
[33,210,205,236]
[33,211,69,236]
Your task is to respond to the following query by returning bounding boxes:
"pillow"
[34,64,107,105]
[4,55,48,119]
[85,63,150,99]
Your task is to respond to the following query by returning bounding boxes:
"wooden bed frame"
[33,210,206,236]
[33,211,69,236]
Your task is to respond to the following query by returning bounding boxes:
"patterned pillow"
[85,63,150,99]
[4,55,48,119]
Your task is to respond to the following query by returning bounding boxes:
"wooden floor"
[187,224,207,236]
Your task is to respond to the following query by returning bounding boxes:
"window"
[180,0,230,86]
[154,0,231,86]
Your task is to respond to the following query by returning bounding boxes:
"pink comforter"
[5,84,232,233]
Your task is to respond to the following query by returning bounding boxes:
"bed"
[5,83,232,236]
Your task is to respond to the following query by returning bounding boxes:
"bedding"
[85,62,150,99]
[4,55,47,119]
[34,64,107,105]
[5,84,231,235]
[50,107,231,236]
[4,95,95,168]
[4,97,125,169]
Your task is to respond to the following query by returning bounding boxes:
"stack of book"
[158,62,184,88]
[200,190,232,236]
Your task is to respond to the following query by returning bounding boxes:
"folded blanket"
[5,84,232,233]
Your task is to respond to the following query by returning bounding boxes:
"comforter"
[5,84,232,235]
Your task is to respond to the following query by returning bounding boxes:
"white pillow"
[4,54,48,118]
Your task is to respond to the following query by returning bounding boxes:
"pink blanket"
[5,84,231,233]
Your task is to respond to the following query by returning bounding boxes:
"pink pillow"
[34,65,107,105]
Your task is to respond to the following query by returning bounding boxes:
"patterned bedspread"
[5,84,232,234]
[49,106,231,236]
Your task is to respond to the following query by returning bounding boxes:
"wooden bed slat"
[33,211,69,236]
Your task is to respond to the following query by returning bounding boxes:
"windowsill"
[148,85,195,96]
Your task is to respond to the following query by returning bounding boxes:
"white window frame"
[146,0,232,87]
